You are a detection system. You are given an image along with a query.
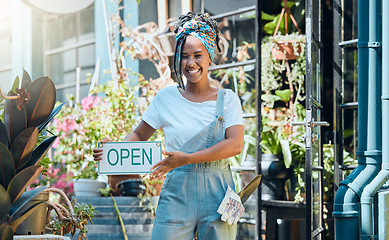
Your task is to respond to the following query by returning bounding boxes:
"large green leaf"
[0,143,15,189]
[21,69,32,90]
[275,89,292,102]
[9,186,47,218]
[19,136,57,171]
[0,224,14,240]
[10,128,38,171]
[10,202,45,231]
[0,185,11,222]
[7,165,42,204]
[26,77,56,128]
[37,102,66,132]
[4,93,27,145]
[0,120,9,149]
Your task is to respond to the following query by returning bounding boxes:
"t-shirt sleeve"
[141,94,162,130]
[224,89,244,129]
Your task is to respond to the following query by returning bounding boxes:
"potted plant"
[0,70,64,239]
[73,161,106,198]
[44,187,97,239]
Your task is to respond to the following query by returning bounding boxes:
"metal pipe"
[360,0,386,238]
[333,0,370,238]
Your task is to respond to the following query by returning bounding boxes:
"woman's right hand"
[93,138,113,161]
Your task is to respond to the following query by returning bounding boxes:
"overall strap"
[205,89,226,148]
[215,88,226,118]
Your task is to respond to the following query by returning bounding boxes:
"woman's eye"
[182,55,188,59]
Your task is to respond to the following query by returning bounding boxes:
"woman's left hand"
[150,150,188,178]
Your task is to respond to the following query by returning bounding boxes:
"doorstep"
[14,234,70,240]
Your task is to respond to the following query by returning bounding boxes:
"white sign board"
[98,141,162,175]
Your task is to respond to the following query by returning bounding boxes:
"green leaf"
[0,143,15,189]
[0,224,14,240]
[9,186,47,218]
[4,93,27,145]
[10,202,45,230]
[261,11,275,21]
[10,128,38,171]
[10,76,19,94]
[26,77,56,128]
[280,139,292,168]
[21,69,32,90]
[275,89,292,102]
[19,136,57,171]
[0,185,11,222]
[7,165,42,204]
[0,120,9,149]
[37,102,65,132]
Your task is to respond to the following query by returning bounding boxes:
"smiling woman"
[93,11,245,240]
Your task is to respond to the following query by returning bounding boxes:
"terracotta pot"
[271,41,302,60]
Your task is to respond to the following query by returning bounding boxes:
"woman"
[94,12,245,239]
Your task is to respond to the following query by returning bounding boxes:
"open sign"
[98,141,162,174]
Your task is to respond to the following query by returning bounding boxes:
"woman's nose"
[187,57,195,66]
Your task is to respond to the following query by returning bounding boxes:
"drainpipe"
[360,0,385,238]
[333,0,373,239]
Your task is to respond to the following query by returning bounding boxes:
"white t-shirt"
[141,86,243,152]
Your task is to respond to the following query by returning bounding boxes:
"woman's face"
[181,35,212,85]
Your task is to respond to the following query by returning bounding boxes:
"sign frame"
[98,141,162,175]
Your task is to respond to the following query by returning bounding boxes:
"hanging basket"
[271,41,302,61]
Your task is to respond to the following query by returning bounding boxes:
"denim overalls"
[151,89,237,240]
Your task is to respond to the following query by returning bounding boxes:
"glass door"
[293,0,328,238]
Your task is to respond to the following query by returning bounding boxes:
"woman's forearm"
[185,125,244,164]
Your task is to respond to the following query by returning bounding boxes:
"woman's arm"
[93,120,156,161]
[151,124,244,177]
[123,120,157,141]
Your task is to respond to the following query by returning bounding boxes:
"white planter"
[73,179,106,197]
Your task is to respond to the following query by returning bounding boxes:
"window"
[0,0,12,93]
[44,4,95,103]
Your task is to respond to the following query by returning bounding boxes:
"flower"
[81,96,101,111]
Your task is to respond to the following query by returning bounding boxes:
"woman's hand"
[150,150,189,178]
[92,138,113,161]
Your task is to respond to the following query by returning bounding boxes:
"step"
[73,196,155,240]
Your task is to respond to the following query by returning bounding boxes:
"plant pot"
[261,153,292,200]
[73,179,106,197]
[118,179,146,196]
[15,191,49,235]
[108,174,140,196]
[271,41,301,60]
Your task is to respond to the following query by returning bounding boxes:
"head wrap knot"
[175,19,216,61]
